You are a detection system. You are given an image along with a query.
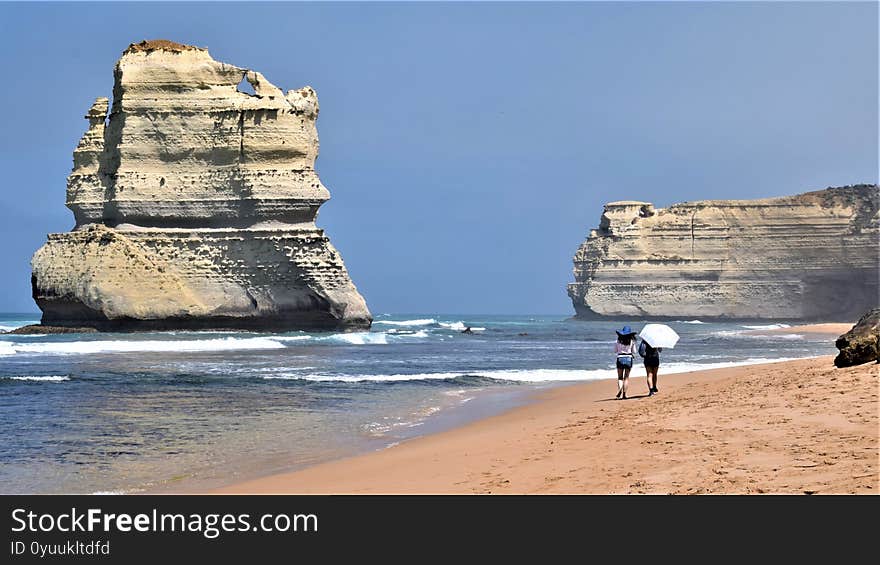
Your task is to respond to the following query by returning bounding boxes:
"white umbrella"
[639,324,680,349]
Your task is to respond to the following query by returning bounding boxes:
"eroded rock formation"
[834,309,880,367]
[568,185,879,321]
[31,40,371,331]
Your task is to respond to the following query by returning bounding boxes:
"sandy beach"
[751,323,854,335]
[215,352,878,495]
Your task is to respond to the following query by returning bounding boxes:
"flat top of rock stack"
[606,184,877,211]
[123,39,204,54]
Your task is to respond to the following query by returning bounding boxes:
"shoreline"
[213,354,878,494]
[747,323,853,336]
[148,383,544,494]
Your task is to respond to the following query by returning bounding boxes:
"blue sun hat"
[616,325,636,337]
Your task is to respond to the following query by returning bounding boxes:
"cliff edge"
[567,185,879,321]
[30,40,371,331]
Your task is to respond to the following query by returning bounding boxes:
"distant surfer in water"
[461,326,474,334]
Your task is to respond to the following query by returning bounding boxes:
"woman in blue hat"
[614,325,638,399]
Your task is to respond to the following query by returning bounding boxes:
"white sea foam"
[677,320,706,324]
[311,330,431,345]
[372,318,437,327]
[3,334,47,338]
[363,405,443,436]
[441,390,477,403]
[439,321,486,331]
[385,328,429,336]
[713,330,803,340]
[3,375,70,382]
[1,337,286,356]
[265,368,619,383]
[741,324,791,330]
[269,335,313,342]
[261,357,811,383]
[0,321,40,332]
[660,357,806,373]
[320,332,389,345]
[258,366,317,374]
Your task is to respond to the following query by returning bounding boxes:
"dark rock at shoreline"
[834,309,880,367]
[7,325,99,335]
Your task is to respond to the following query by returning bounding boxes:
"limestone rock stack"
[568,185,879,321]
[31,40,371,331]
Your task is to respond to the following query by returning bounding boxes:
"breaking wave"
[319,332,389,345]
[0,337,286,356]
[259,358,806,384]
[371,319,486,332]
[372,319,437,327]
[268,335,313,342]
[0,321,40,333]
[2,375,70,382]
[439,321,486,331]
[385,329,430,337]
[0,329,443,356]
[713,330,803,340]
[315,330,431,345]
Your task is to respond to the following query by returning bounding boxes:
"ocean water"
[0,313,837,493]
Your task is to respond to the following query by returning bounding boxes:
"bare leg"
[645,366,652,393]
[652,367,659,391]
[622,367,631,399]
[616,366,624,398]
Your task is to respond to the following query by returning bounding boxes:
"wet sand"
[215,355,878,494]
[754,323,854,336]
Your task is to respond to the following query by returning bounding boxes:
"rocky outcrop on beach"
[30,40,371,331]
[568,185,879,321]
[834,309,880,367]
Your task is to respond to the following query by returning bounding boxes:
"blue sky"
[0,2,876,315]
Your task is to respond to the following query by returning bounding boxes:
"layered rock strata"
[568,185,879,321]
[31,40,371,331]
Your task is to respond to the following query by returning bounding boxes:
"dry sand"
[216,355,878,494]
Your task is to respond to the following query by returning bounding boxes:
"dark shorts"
[644,360,659,369]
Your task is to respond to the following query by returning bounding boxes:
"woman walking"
[639,339,662,396]
[614,326,637,399]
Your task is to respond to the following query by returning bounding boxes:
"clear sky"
[0,1,876,315]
